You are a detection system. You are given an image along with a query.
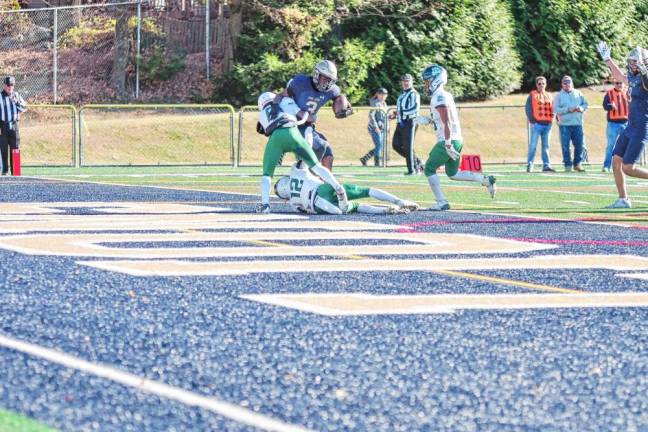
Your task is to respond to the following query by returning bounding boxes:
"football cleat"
[605,198,632,209]
[426,200,450,211]
[396,200,420,211]
[483,175,497,198]
[387,205,409,214]
[255,203,271,214]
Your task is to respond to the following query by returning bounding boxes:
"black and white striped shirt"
[396,88,420,122]
[0,90,27,123]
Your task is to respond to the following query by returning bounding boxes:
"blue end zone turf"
[0,178,646,431]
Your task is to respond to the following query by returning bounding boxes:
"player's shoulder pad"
[432,91,448,107]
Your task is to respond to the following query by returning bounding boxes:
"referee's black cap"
[3,76,15,86]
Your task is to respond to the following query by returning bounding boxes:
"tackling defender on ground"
[415,64,497,211]
[275,161,420,215]
[255,92,348,214]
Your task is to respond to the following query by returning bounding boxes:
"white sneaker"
[426,200,450,211]
[396,200,420,211]
[255,203,271,214]
[482,175,497,198]
[605,198,632,209]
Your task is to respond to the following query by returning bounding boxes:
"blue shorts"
[613,126,647,165]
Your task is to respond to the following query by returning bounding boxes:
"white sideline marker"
[0,334,311,432]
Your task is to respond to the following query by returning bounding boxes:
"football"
[333,94,352,118]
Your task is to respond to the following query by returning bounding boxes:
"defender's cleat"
[397,200,420,211]
[255,203,271,214]
[427,200,450,211]
[484,175,497,198]
[605,198,632,209]
[387,205,409,214]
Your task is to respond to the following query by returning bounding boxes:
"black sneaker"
[542,167,556,173]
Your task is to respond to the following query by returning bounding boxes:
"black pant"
[0,122,20,175]
[392,119,421,173]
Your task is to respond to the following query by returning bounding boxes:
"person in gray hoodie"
[554,75,589,172]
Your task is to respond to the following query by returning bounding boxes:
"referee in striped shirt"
[390,73,422,175]
[0,76,27,176]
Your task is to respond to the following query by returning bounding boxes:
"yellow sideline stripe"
[247,239,583,294]
[249,240,285,247]
[249,240,371,261]
[433,269,584,294]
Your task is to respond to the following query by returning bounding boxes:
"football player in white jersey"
[274,161,419,215]
[256,91,347,214]
[415,64,497,211]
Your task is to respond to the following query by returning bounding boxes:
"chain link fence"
[13,103,645,168]
[0,1,227,104]
[20,104,76,166]
[78,104,234,166]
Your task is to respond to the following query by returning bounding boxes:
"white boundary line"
[0,333,311,432]
[29,175,261,197]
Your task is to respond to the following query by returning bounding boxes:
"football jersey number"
[305,100,319,114]
[290,179,304,198]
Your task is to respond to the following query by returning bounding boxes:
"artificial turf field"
[0,164,646,431]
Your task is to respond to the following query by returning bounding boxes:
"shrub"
[509,0,648,89]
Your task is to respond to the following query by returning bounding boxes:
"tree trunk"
[112,10,130,100]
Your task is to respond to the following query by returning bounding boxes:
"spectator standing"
[554,75,588,172]
[525,76,555,172]
[0,76,27,176]
[360,87,388,167]
[602,80,628,172]
[390,74,423,175]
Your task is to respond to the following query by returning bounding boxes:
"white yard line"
[0,333,311,432]
[563,200,591,205]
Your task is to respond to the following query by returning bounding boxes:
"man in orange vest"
[525,76,555,172]
[602,80,629,172]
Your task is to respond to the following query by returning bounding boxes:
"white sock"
[311,163,342,191]
[427,174,446,202]
[357,204,388,214]
[369,188,400,205]
[260,176,271,204]
[313,196,343,214]
[450,170,485,184]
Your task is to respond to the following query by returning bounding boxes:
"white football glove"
[414,115,432,126]
[597,41,611,62]
[335,187,349,213]
[637,46,648,76]
[304,125,314,146]
[444,140,460,161]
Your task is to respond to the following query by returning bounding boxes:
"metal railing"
[78,104,235,166]
[15,103,646,168]
[19,104,77,167]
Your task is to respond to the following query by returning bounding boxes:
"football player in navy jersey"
[275,60,353,169]
[597,42,648,208]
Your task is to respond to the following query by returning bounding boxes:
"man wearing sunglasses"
[602,80,629,173]
[554,75,588,172]
[597,42,648,208]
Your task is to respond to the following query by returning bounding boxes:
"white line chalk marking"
[0,334,311,432]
